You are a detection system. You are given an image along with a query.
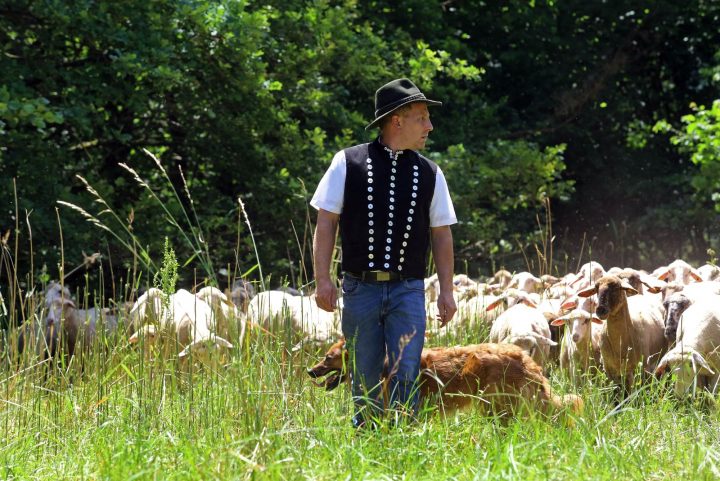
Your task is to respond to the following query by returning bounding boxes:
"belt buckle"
[374,271,390,281]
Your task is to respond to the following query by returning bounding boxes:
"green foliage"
[656,100,720,212]
[4,0,720,283]
[437,141,573,262]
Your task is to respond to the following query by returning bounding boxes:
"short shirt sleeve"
[310,150,346,214]
[429,166,457,227]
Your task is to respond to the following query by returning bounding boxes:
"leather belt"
[345,270,404,282]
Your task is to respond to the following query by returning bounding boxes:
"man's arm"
[313,209,340,312]
[431,225,457,327]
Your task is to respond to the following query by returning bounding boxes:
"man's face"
[396,103,433,150]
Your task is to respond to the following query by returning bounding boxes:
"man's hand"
[315,278,338,312]
[435,290,457,328]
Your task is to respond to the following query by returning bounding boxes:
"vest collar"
[376,136,405,161]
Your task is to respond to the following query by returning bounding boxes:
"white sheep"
[488,303,557,367]
[128,289,234,363]
[655,296,720,397]
[662,281,720,342]
[507,271,543,294]
[550,309,603,382]
[654,259,703,285]
[195,286,246,344]
[698,264,720,282]
[246,290,302,330]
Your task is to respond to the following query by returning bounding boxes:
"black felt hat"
[365,78,442,130]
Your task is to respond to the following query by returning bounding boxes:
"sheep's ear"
[213,336,234,349]
[63,299,76,309]
[591,316,604,324]
[550,317,568,327]
[640,281,662,294]
[128,332,140,344]
[485,297,505,312]
[178,345,192,358]
[690,270,703,282]
[692,351,714,375]
[520,297,538,308]
[577,286,597,298]
[619,281,639,297]
[560,298,577,310]
[657,270,671,281]
[532,333,557,347]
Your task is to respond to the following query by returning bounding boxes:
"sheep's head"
[551,309,602,343]
[662,293,691,343]
[655,348,715,397]
[578,275,637,320]
[307,339,348,390]
[178,336,234,364]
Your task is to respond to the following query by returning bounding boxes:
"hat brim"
[364,99,442,130]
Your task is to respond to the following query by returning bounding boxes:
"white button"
[368,178,374,184]
[389,213,394,218]
[387,229,392,234]
[412,185,418,191]
[369,229,374,234]
[389,190,395,195]
[369,237,374,242]
[413,165,418,170]
[369,245,374,251]
[368,212,374,218]
[392,161,397,166]
[369,254,374,259]
[369,262,375,267]
[368,203,374,209]
[384,263,390,268]
[406,225,411,230]
[398,265,403,271]
[402,241,408,247]
[368,171,373,177]
[368,195,373,201]
[390,183,395,188]
[404,233,409,239]
[388,221,393,226]
[390,176,395,181]
[413,178,418,183]
[386,237,392,243]
[367,158,372,163]
[369,220,374,226]
[389,205,394,210]
[392,168,397,173]
[385,254,391,259]
[407,216,412,222]
[412,193,417,198]
[367,164,373,170]
[409,208,414,214]
[390,197,394,202]
[368,186,373,192]
[385,246,391,252]
[411,200,416,206]
[400,257,405,262]
[400,250,405,255]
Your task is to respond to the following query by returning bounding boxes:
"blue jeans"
[340,273,426,427]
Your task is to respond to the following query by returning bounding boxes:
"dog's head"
[306,339,348,391]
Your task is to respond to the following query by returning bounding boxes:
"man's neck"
[378,135,407,156]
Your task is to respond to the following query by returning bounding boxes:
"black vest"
[340,139,437,279]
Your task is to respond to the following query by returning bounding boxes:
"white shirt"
[311,149,457,227]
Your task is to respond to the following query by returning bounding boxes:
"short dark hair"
[379,103,414,130]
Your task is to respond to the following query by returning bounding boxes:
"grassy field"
[2,304,720,481]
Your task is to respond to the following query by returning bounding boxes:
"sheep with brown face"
[578,275,667,397]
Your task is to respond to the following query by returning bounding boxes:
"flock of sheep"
[5,259,720,404]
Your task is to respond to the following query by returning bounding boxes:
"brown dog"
[307,339,583,419]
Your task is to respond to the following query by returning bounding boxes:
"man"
[311,78,457,427]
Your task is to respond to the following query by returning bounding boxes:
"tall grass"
[1,170,719,480]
